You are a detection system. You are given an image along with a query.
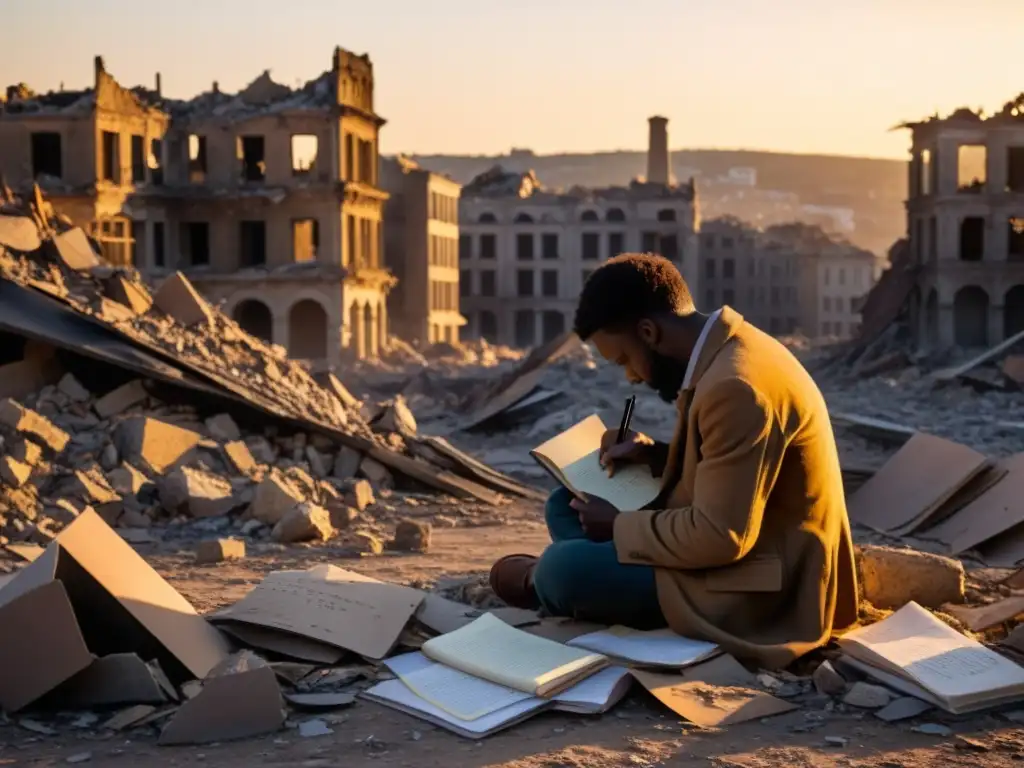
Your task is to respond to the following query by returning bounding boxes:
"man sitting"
[489,253,858,669]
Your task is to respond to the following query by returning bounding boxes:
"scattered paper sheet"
[568,626,719,668]
[631,654,797,727]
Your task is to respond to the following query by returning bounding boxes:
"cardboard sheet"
[211,564,423,661]
[846,432,989,534]
[217,621,346,665]
[631,654,797,727]
[49,653,175,708]
[0,508,231,682]
[938,454,1024,554]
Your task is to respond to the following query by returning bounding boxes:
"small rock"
[272,503,334,543]
[196,538,246,564]
[843,681,893,709]
[389,520,431,553]
[205,413,241,442]
[9,438,43,466]
[824,736,848,747]
[351,531,384,555]
[66,752,92,764]
[912,723,952,736]
[250,474,305,525]
[298,719,333,738]
[223,441,257,476]
[0,456,32,488]
[159,466,238,518]
[856,545,965,610]
[305,446,330,479]
[954,736,990,752]
[240,519,264,536]
[94,380,148,419]
[328,504,359,529]
[875,696,931,722]
[345,479,375,512]
[371,396,417,437]
[99,442,119,471]
[358,456,392,488]
[246,435,277,464]
[58,373,91,403]
[812,660,847,696]
[332,446,361,480]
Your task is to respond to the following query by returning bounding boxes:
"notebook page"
[532,414,606,469]
[384,652,532,721]
[421,613,606,695]
[839,602,1024,700]
[553,666,631,709]
[568,627,719,667]
[362,678,547,736]
[561,452,662,512]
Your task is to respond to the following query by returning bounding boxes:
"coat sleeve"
[613,377,786,570]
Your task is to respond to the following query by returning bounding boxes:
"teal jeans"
[532,487,667,629]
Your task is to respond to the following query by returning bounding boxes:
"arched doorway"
[1006,285,1024,338]
[953,286,989,347]
[288,299,328,360]
[233,299,273,342]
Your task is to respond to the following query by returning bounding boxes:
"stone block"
[104,274,153,314]
[344,479,375,512]
[0,398,70,454]
[389,520,431,553]
[57,373,91,403]
[812,660,847,696]
[223,441,256,476]
[196,538,246,564]
[250,474,305,525]
[856,545,965,610]
[52,227,100,270]
[159,467,238,518]
[327,503,359,530]
[0,456,31,488]
[152,272,213,326]
[358,456,392,488]
[8,438,42,466]
[332,446,361,480]
[205,413,241,442]
[843,681,893,709]
[114,416,201,475]
[271,503,334,543]
[94,380,148,419]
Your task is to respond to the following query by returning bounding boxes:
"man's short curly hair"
[574,253,695,340]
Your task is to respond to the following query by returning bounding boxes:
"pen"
[616,395,636,444]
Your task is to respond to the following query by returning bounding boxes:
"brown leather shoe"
[489,554,540,610]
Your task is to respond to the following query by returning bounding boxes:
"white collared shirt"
[681,309,722,390]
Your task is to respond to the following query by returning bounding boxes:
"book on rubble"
[529,414,662,512]
[419,612,608,697]
[361,651,632,739]
[837,601,1024,714]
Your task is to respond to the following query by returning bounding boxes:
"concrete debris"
[345,479,376,512]
[159,466,239,518]
[389,519,431,553]
[94,380,148,419]
[223,440,257,476]
[57,373,91,402]
[205,413,241,442]
[842,682,893,709]
[271,502,334,543]
[250,474,305,525]
[857,546,965,611]
[196,538,246,564]
[104,273,153,314]
[114,416,201,475]
[0,456,31,488]
[152,271,214,327]
[0,398,70,454]
[371,396,418,437]
[811,660,847,696]
[332,446,361,480]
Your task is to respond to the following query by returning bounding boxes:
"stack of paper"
[568,626,719,668]
[420,613,608,696]
[362,652,631,738]
[838,601,1024,714]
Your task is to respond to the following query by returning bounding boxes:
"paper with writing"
[569,626,719,668]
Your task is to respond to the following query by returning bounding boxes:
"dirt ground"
[3,500,1024,768]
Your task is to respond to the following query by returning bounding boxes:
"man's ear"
[636,318,660,347]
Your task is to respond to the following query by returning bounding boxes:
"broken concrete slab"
[272,503,334,543]
[358,456,392,488]
[57,373,91,403]
[332,446,361,480]
[196,538,246,564]
[0,456,32,488]
[105,462,149,496]
[103,274,153,315]
[151,272,213,327]
[114,416,201,475]
[205,413,241,442]
[0,213,42,252]
[51,228,100,271]
[0,398,70,454]
[159,467,238,519]
[371,396,418,437]
[8,438,42,466]
[223,440,257,476]
[250,474,305,525]
[345,478,375,512]
[856,545,965,610]
[94,380,148,419]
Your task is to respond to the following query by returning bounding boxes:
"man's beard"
[647,350,688,403]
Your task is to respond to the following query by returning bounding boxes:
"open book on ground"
[837,601,1024,714]
[567,626,720,669]
[375,651,631,733]
[530,413,662,511]
[420,613,608,697]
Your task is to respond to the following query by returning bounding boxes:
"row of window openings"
[469,310,567,347]
[429,235,458,268]
[474,208,678,226]
[459,269,562,298]
[457,232,678,261]
[31,131,162,185]
[429,280,458,312]
[428,192,458,224]
[916,145,1024,195]
[914,217,1024,262]
[188,133,372,185]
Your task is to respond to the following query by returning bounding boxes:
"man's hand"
[569,495,620,542]
[599,429,655,477]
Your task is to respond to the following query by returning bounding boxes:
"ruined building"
[0,49,395,367]
[902,97,1024,349]
[457,116,700,347]
[701,218,882,340]
[380,156,463,345]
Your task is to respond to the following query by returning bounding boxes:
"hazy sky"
[5,0,1023,160]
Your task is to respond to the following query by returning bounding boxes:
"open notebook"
[837,601,1024,714]
[420,613,608,697]
[530,414,662,512]
[568,626,720,669]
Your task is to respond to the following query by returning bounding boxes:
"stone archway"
[288,299,328,360]
[233,299,273,343]
[924,289,938,348]
[377,302,387,352]
[953,286,990,347]
[363,303,374,359]
[349,302,364,359]
[1006,285,1024,338]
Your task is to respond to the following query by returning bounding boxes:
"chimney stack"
[646,116,670,186]
[155,72,162,96]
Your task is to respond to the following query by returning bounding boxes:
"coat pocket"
[704,556,783,593]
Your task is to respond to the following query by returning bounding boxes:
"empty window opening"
[291,134,318,176]
[542,270,558,297]
[238,136,266,182]
[514,310,535,347]
[957,145,987,192]
[30,132,62,179]
[959,217,985,262]
[101,131,120,183]
[240,220,267,267]
[580,210,599,222]
[581,233,599,261]
[90,218,132,266]
[149,138,163,185]
[480,234,496,259]
[130,220,145,266]
[953,286,990,348]
[358,139,373,184]
[1006,285,1024,338]
[293,218,319,263]
[188,135,207,183]
[661,234,679,260]
[642,232,658,253]
[289,300,328,361]
[516,269,534,297]
[514,212,534,224]
[234,300,273,343]
[657,209,676,222]
[478,212,497,224]
[542,311,565,342]
[479,310,497,340]
[480,270,496,297]
[460,270,471,297]
[130,135,145,183]
[153,221,166,267]
[1008,148,1024,193]
[183,222,210,266]
[516,233,534,261]
[459,234,471,260]
[608,232,624,256]
[345,214,356,267]
[542,233,559,260]
[606,208,626,222]
[1010,218,1024,261]
[919,149,933,195]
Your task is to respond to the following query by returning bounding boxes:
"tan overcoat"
[613,307,859,668]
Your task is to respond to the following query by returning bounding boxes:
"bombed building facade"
[0,50,395,367]
[903,97,1024,350]
[457,117,700,347]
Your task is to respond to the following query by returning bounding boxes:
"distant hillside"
[411,148,907,255]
